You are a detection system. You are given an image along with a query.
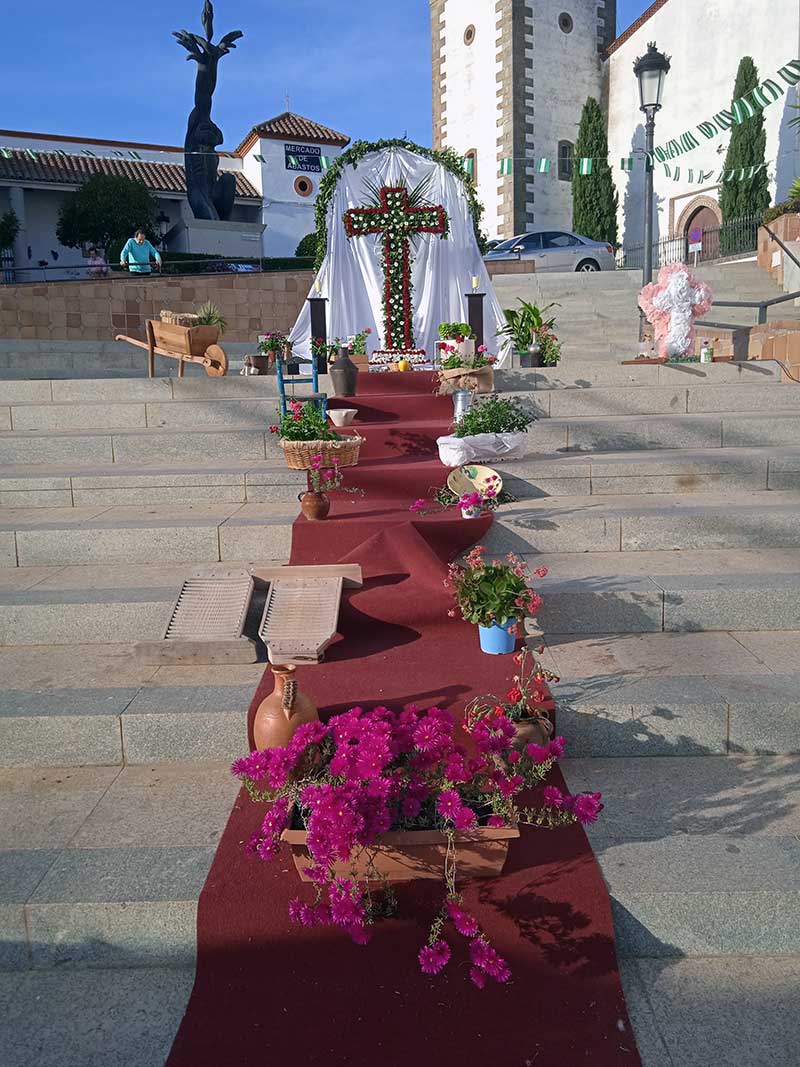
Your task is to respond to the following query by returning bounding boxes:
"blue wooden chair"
[276,351,327,419]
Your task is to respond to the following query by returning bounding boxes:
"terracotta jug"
[512,712,554,752]
[298,490,330,521]
[253,665,319,751]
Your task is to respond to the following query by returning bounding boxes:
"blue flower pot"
[477,621,516,655]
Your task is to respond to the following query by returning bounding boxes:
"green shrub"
[453,395,536,438]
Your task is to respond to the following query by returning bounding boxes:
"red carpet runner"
[167,372,641,1067]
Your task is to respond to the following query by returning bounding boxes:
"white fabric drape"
[288,147,510,366]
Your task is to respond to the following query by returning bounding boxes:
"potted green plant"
[499,300,560,367]
[270,399,364,471]
[256,330,287,373]
[465,643,558,747]
[437,344,496,394]
[438,322,476,359]
[436,394,536,466]
[446,545,544,654]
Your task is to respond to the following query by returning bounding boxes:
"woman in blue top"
[120,230,162,274]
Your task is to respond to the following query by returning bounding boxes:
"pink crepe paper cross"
[638,262,713,360]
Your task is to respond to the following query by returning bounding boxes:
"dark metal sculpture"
[173,1,243,221]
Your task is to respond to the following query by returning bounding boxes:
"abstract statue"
[173,1,243,221]
[638,263,713,360]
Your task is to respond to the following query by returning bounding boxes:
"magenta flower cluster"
[232,702,602,988]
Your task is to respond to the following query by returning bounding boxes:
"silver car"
[484,229,616,272]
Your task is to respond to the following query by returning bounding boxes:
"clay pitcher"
[253,665,319,751]
[512,711,554,752]
[298,490,330,521]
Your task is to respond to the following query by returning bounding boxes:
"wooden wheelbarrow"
[116,319,228,378]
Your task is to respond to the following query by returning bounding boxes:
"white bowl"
[329,408,357,427]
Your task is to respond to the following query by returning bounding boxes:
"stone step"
[527,384,800,418]
[3,407,794,468]
[564,756,800,959]
[0,459,304,507]
[506,360,782,389]
[0,761,237,968]
[1,374,284,406]
[502,446,799,498]
[0,503,295,568]
[487,490,800,554]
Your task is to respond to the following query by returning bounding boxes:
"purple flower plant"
[232,702,602,988]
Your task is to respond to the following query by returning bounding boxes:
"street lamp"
[634,44,670,297]
[157,211,171,249]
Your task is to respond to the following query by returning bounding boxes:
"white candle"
[471,275,479,290]
[314,278,322,294]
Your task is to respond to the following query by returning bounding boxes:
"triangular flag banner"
[111,150,125,159]
[81,149,97,157]
[253,154,266,163]
[24,148,37,160]
[129,151,142,160]
[500,158,513,175]
[537,158,551,174]
[621,156,634,171]
[462,155,474,175]
[578,158,593,175]
[320,155,331,171]
[53,149,68,158]
[688,169,694,183]
[287,154,300,168]
[0,148,11,159]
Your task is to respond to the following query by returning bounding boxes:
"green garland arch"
[313,138,488,271]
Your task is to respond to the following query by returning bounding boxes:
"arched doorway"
[677,197,722,261]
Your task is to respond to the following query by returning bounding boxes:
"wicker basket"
[280,435,364,470]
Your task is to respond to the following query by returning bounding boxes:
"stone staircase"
[493,256,800,360]
[1,358,799,1065]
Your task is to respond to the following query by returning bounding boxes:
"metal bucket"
[453,390,473,422]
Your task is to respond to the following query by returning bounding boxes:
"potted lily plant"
[298,452,365,521]
[233,701,602,988]
[446,544,544,655]
[437,394,536,466]
[270,399,364,471]
[499,300,561,367]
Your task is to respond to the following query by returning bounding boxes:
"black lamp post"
[633,42,670,296]
[157,211,171,250]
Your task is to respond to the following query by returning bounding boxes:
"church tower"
[431,1,615,240]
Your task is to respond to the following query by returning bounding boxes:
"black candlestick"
[466,292,485,351]
[308,296,328,373]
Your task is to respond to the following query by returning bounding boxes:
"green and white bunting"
[253,154,266,163]
[578,158,593,176]
[536,158,551,174]
[621,156,634,171]
[320,155,331,171]
[500,158,513,175]
[462,155,474,175]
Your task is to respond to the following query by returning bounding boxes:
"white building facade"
[432,0,800,248]
[0,112,348,279]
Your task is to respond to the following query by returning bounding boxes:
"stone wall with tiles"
[0,271,314,343]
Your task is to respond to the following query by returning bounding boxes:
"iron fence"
[0,255,314,284]
[616,215,760,271]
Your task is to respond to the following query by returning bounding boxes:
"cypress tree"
[572,96,618,246]
[720,56,770,228]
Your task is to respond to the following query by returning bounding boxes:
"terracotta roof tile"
[604,0,671,58]
[237,111,350,153]
[0,150,260,199]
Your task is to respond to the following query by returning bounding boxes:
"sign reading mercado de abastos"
[285,144,322,173]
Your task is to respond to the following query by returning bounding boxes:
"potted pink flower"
[233,702,602,988]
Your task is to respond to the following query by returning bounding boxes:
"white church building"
[0,113,349,278]
[431,0,800,249]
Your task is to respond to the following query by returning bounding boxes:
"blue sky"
[4,0,651,148]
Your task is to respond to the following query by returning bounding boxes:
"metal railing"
[617,215,760,270]
[0,255,314,284]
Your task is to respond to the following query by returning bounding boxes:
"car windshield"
[490,236,526,252]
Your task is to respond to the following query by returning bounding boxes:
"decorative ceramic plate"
[446,464,503,498]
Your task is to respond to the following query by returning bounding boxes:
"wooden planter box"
[282,823,519,882]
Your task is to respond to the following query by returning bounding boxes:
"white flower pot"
[461,505,482,519]
[456,339,476,359]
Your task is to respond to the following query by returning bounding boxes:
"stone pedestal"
[167,219,266,258]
